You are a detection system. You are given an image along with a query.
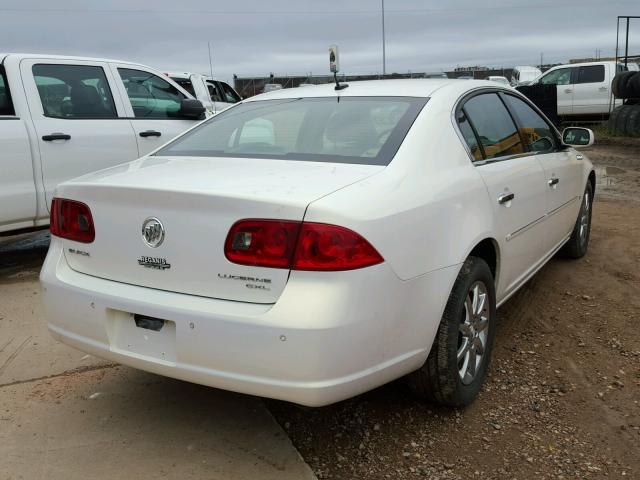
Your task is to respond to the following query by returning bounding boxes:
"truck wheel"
[561,181,593,259]
[407,256,496,407]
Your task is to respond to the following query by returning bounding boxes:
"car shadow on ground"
[0,230,50,280]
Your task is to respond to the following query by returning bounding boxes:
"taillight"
[50,198,95,243]
[224,220,383,271]
[225,220,301,268]
[293,223,383,271]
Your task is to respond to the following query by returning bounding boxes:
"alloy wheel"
[457,281,490,385]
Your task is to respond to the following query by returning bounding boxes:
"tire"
[560,181,593,259]
[614,71,636,99]
[607,105,622,130]
[616,104,633,134]
[407,256,496,407]
[630,73,640,99]
[626,105,640,135]
[611,73,626,98]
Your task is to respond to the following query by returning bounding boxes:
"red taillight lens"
[50,198,95,243]
[224,220,383,271]
[224,220,301,268]
[293,223,383,271]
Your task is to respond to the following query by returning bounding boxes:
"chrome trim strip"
[548,195,579,217]
[506,215,546,241]
[506,195,580,241]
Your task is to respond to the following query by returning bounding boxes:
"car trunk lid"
[58,156,382,303]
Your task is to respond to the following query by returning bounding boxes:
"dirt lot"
[269,139,640,479]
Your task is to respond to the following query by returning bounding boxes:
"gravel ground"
[268,139,640,480]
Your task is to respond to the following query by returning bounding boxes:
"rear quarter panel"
[304,87,496,281]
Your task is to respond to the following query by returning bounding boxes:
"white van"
[511,66,542,86]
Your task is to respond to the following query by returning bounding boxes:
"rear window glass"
[0,66,15,116]
[156,97,427,166]
[577,65,605,84]
[171,78,195,96]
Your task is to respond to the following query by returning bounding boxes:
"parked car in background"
[262,83,283,93]
[529,61,628,116]
[487,75,511,87]
[41,79,595,408]
[165,71,241,114]
[0,53,205,235]
[510,66,542,86]
[423,72,448,79]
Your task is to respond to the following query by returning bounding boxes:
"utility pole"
[381,0,386,76]
[540,52,543,70]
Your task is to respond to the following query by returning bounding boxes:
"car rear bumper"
[40,239,459,406]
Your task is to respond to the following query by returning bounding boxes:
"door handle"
[548,177,560,187]
[564,88,572,94]
[598,86,608,91]
[497,193,515,204]
[139,130,162,138]
[42,133,71,141]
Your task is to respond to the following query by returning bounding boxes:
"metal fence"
[234,68,515,97]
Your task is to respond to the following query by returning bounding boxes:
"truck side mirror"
[179,99,206,120]
[562,127,594,148]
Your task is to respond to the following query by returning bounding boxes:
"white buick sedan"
[40,80,595,407]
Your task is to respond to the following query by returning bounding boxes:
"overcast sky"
[1,0,638,83]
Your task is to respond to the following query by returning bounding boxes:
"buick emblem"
[142,217,165,248]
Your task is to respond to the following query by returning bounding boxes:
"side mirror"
[562,127,594,148]
[179,99,206,120]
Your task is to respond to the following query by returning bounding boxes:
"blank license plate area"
[107,310,177,363]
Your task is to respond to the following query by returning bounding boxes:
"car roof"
[165,71,220,81]
[0,52,147,67]
[245,78,496,101]
[550,61,617,69]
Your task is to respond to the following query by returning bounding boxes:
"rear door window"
[0,66,15,116]
[207,81,224,102]
[457,112,483,161]
[32,64,117,119]
[220,82,241,103]
[460,93,524,160]
[118,68,186,119]
[576,65,605,84]
[502,94,556,153]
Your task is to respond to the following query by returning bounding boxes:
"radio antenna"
[208,41,216,113]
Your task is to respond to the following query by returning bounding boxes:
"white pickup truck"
[529,61,628,116]
[165,71,241,114]
[0,53,206,234]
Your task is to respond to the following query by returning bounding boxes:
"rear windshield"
[156,96,428,166]
[171,77,195,97]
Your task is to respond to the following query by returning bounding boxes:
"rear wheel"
[407,256,496,407]
[560,181,593,259]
